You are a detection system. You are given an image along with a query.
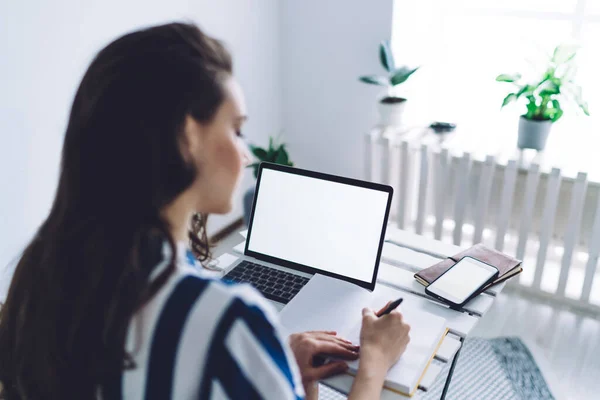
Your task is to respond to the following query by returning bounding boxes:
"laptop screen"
[245,163,393,290]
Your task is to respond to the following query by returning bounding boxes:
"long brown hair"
[0,23,231,399]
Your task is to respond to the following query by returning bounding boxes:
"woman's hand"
[289,331,359,398]
[358,301,411,375]
[347,302,411,400]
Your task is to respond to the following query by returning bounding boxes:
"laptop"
[222,162,393,305]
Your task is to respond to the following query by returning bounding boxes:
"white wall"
[280,0,394,179]
[0,0,281,297]
[1,0,394,298]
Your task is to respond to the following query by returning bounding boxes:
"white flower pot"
[517,116,553,151]
[377,99,406,127]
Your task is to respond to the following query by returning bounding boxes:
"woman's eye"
[236,130,244,138]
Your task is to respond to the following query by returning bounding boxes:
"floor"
[213,230,600,400]
[471,288,600,400]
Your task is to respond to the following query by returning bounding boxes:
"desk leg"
[440,337,464,400]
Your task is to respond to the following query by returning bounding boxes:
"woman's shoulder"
[168,271,280,327]
[158,274,303,400]
[171,245,279,323]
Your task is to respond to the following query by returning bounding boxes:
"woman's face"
[184,77,250,214]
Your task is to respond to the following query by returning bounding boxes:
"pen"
[377,297,403,317]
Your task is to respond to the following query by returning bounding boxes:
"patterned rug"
[319,337,555,400]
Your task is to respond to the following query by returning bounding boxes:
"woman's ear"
[180,115,204,164]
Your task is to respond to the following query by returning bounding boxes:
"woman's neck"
[162,193,195,243]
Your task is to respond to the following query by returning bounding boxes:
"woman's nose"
[241,145,251,167]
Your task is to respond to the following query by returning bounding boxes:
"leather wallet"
[415,243,522,289]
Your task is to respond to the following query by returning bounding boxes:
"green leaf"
[379,40,395,72]
[249,136,294,170]
[552,44,579,64]
[275,147,290,165]
[249,146,268,161]
[538,80,561,97]
[516,84,535,98]
[359,75,389,86]
[550,99,563,122]
[539,90,559,98]
[543,66,556,80]
[533,76,549,92]
[501,93,517,108]
[390,66,419,86]
[496,73,522,83]
[525,96,538,119]
[566,84,590,116]
[550,77,562,86]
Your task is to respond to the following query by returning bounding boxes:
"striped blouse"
[117,242,305,399]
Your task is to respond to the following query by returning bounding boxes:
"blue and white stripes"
[119,243,304,399]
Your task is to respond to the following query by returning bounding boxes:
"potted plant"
[243,137,294,226]
[359,40,419,127]
[496,44,589,151]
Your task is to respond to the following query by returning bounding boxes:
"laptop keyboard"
[223,260,310,304]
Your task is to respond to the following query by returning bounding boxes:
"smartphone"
[425,256,498,307]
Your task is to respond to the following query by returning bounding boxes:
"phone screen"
[427,257,497,304]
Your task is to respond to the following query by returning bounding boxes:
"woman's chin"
[197,194,234,215]
[209,201,233,215]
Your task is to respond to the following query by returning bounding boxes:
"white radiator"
[365,134,600,313]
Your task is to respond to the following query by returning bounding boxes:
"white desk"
[214,226,504,399]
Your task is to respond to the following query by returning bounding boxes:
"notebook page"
[280,274,373,334]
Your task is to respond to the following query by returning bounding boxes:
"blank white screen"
[429,258,496,302]
[247,168,390,283]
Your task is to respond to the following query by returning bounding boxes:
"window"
[392,0,600,173]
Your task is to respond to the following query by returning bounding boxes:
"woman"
[0,23,410,399]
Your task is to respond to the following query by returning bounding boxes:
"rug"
[319,337,555,400]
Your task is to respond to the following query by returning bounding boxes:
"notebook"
[414,243,522,290]
[280,274,448,397]
[339,298,447,396]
